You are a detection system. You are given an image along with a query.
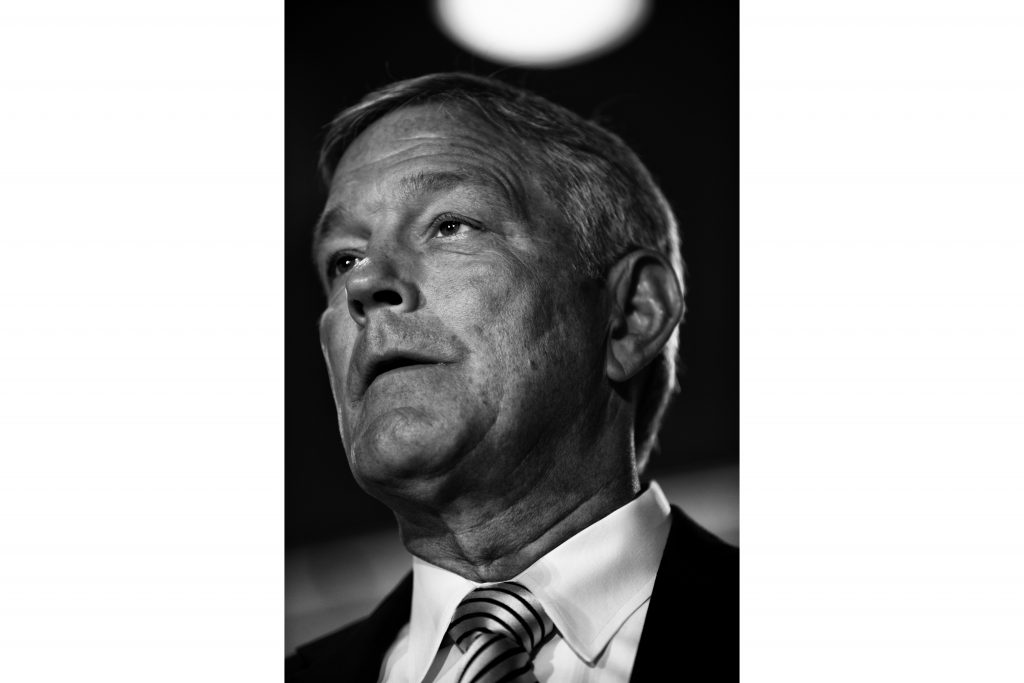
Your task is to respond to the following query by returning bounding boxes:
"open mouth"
[352,345,456,399]
[365,355,439,388]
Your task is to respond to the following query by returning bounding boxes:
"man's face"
[315,104,610,510]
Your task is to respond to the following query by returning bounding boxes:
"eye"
[326,252,362,281]
[433,217,478,238]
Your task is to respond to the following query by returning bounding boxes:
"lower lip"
[370,363,441,386]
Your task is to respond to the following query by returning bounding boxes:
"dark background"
[286,1,738,549]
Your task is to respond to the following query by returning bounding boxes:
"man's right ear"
[604,249,684,384]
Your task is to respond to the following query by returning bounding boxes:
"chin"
[345,406,477,496]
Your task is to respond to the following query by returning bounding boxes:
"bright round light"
[435,0,650,68]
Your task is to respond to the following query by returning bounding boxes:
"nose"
[345,255,419,326]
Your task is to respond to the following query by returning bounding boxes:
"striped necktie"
[446,581,555,683]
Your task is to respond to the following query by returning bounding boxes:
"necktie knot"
[446,581,554,683]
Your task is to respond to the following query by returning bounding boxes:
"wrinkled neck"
[395,429,639,582]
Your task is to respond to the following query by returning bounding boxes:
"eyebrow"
[313,169,517,245]
[399,169,475,197]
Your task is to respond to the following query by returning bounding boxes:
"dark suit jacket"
[287,506,738,682]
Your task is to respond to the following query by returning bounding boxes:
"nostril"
[373,290,402,306]
[349,288,404,321]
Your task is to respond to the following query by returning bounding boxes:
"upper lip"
[351,348,449,397]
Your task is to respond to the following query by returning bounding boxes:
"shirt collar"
[516,481,672,664]
[405,481,673,679]
[406,556,476,683]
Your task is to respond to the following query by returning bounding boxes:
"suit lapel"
[350,573,414,681]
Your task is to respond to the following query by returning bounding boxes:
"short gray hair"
[319,72,684,472]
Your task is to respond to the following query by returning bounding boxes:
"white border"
[742,1,1024,679]
[0,1,283,679]
[3,1,1024,680]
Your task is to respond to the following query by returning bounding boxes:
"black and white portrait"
[285,3,737,682]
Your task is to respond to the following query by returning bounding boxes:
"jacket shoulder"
[664,504,738,610]
[629,505,738,681]
[286,573,413,682]
[670,505,738,573]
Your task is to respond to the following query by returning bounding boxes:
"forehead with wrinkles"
[342,104,526,174]
[325,103,545,222]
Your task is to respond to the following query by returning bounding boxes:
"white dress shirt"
[377,482,673,683]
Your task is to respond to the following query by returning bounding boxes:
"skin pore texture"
[315,103,681,582]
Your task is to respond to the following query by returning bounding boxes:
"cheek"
[318,306,356,397]
[427,254,520,326]
[442,256,582,369]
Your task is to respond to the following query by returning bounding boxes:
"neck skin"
[388,404,640,583]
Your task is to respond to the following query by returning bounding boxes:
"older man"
[287,72,736,682]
